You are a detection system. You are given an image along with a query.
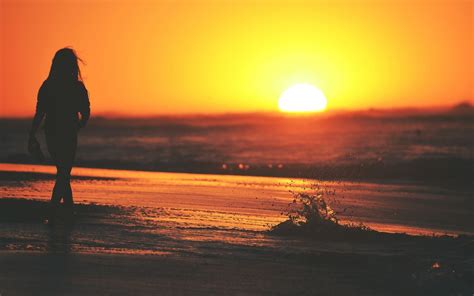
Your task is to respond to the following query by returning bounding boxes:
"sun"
[278,83,328,113]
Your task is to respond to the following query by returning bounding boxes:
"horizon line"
[1,100,472,119]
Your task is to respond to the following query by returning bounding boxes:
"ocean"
[2,107,472,185]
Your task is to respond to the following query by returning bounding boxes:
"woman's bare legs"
[49,165,74,222]
[62,166,74,208]
[49,167,62,222]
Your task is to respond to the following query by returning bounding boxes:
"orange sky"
[1,0,472,116]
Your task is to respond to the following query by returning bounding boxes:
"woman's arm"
[29,110,45,137]
[29,82,47,137]
[78,82,90,128]
[79,105,90,128]
[28,85,46,158]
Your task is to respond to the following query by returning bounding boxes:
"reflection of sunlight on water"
[177,230,273,247]
[1,162,472,256]
[359,222,454,236]
[74,247,172,255]
[134,208,282,231]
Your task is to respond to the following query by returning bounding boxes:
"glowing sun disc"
[278,83,327,112]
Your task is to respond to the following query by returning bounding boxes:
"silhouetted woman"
[29,48,90,221]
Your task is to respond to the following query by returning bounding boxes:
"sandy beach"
[2,0,473,294]
[0,163,472,295]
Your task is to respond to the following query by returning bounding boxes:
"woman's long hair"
[47,47,84,82]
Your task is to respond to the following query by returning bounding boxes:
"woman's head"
[47,47,83,82]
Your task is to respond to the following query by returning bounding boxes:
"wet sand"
[0,163,472,295]
[1,233,472,296]
[2,245,469,296]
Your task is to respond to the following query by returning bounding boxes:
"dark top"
[36,79,90,134]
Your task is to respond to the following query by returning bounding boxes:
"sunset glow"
[278,84,327,113]
[0,0,472,116]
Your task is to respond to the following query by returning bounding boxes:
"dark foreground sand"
[1,245,471,296]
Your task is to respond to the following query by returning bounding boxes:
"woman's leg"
[61,165,74,208]
[49,165,63,222]
[63,133,77,211]
[64,131,77,212]
[51,170,63,205]
[46,133,62,205]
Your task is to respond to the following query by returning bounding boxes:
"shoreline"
[1,161,472,190]
[1,163,472,295]
[1,162,472,237]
